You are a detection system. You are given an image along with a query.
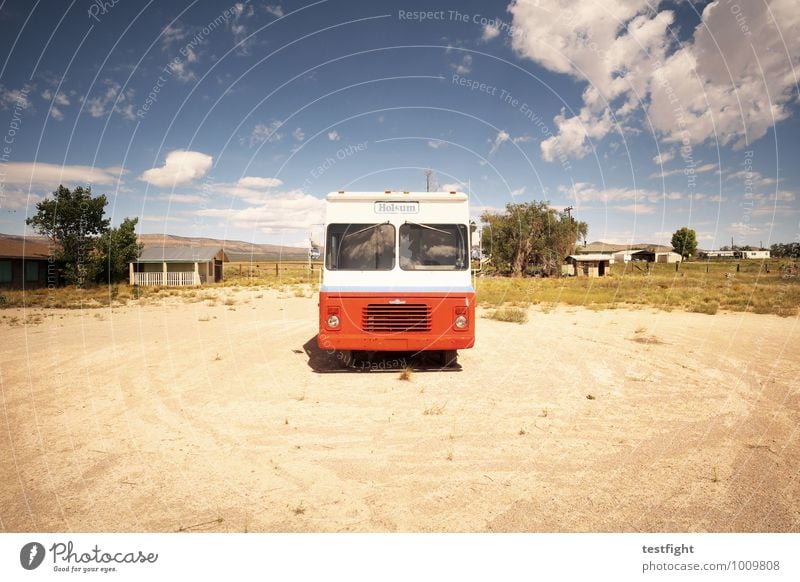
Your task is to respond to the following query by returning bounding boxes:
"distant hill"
[137,234,311,261]
[0,232,312,261]
[0,233,49,244]
[576,241,674,253]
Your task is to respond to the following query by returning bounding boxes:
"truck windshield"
[326,223,395,270]
[399,223,468,271]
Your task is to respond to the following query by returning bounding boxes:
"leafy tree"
[94,217,143,283]
[481,201,587,277]
[26,185,110,286]
[671,227,698,259]
[770,242,800,258]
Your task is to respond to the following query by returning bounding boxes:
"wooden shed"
[566,254,611,277]
[130,246,228,286]
[0,238,52,289]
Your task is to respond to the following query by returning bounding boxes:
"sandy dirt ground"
[1,288,798,532]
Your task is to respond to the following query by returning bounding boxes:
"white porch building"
[130,246,228,286]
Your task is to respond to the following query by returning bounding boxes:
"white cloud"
[481,23,501,42]
[158,23,202,82]
[650,162,717,179]
[83,80,136,120]
[138,213,190,226]
[512,135,533,144]
[0,84,32,109]
[751,204,799,217]
[49,106,64,121]
[726,169,777,187]
[247,120,283,146]
[565,182,683,205]
[160,24,187,48]
[265,5,284,17]
[649,2,800,148]
[211,177,285,204]
[749,190,797,216]
[292,127,305,141]
[237,176,283,189]
[427,140,445,149]
[451,54,473,75]
[196,190,324,234]
[0,188,42,210]
[41,89,70,106]
[509,0,800,159]
[652,150,675,165]
[729,221,765,236]
[327,130,340,141]
[139,150,213,188]
[165,47,198,82]
[440,182,465,193]
[616,204,656,214]
[488,130,510,155]
[154,193,208,204]
[1,162,124,186]
[510,187,525,198]
[231,2,256,54]
[540,107,613,162]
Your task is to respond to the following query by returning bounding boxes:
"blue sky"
[0,0,798,248]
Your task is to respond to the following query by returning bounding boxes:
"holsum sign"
[374,201,419,214]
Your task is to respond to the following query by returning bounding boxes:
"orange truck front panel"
[317,291,475,352]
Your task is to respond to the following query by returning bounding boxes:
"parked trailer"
[317,191,475,367]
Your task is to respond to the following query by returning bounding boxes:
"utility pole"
[424,169,437,192]
[564,205,574,222]
[307,231,312,271]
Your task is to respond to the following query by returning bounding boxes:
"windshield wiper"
[343,221,390,239]
[404,221,453,235]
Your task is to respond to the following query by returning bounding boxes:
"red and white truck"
[317,190,475,367]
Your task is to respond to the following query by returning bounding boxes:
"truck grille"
[362,303,431,333]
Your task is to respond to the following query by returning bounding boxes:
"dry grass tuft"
[423,402,446,416]
[484,306,528,324]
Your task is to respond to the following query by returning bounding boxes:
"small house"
[698,250,737,260]
[740,250,770,260]
[0,238,52,289]
[130,246,228,286]
[566,254,611,277]
[655,251,683,263]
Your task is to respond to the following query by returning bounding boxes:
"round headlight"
[454,314,468,329]
[327,314,340,328]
